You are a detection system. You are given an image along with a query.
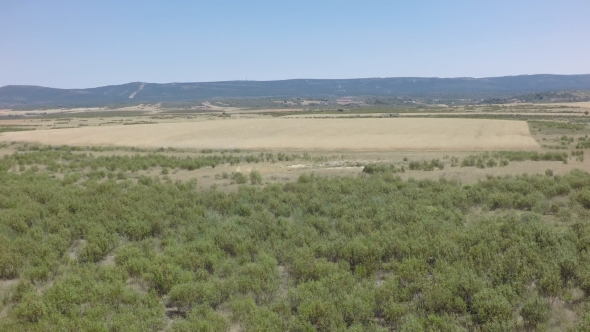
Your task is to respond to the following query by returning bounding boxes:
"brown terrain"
[0,118,539,151]
[0,102,589,192]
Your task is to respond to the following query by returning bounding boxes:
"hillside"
[2,74,590,108]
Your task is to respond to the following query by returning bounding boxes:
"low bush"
[521,296,550,329]
[363,163,398,174]
[249,171,262,185]
[232,172,248,184]
[577,190,590,209]
[408,159,444,171]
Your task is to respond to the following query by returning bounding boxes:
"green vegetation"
[362,163,404,174]
[576,136,590,149]
[122,121,157,125]
[363,151,572,175]
[4,145,335,179]
[249,171,262,185]
[0,125,37,133]
[231,172,248,184]
[1,146,590,330]
[416,114,590,126]
[461,151,569,168]
[38,111,149,118]
[408,159,444,171]
[485,91,590,104]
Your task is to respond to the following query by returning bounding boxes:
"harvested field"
[0,118,539,151]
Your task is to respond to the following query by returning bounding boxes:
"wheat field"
[0,118,539,151]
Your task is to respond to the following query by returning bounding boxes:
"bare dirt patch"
[0,118,539,151]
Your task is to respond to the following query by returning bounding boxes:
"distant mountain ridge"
[2,74,590,108]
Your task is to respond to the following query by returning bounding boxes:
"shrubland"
[460,151,568,168]
[1,147,590,331]
[3,145,331,179]
[363,151,573,174]
[6,145,337,177]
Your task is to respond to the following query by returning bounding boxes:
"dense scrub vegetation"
[363,151,572,174]
[3,145,335,178]
[1,147,590,331]
[460,151,569,169]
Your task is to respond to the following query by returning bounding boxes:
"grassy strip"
[0,126,36,133]
[363,151,571,174]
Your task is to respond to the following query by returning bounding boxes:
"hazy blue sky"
[1,0,589,88]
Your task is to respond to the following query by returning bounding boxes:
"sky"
[1,0,590,88]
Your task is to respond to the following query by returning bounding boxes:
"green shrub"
[576,303,590,332]
[169,282,223,310]
[0,246,21,279]
[383,301,408,326]
[476,158,486,169]
[250,171,262,185]
[520,296,549,329]
[145,259,193,295]
[231,297,285,332]
[577,190,590,209]
[407,159,443,171]
[461,156,476,167]
[297,298,345,331]
[115,242,155,277]
[232,172,248,184]
[472,288,512,325]
[363,163,397,174]
[171,305,228,332]
[14,293,46,323]
[408,161,420,170]
[298,173,313,183]
[11,280,34,303]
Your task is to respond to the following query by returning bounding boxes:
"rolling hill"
[2,74,590,108]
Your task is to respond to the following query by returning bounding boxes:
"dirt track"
[0,118,539,151]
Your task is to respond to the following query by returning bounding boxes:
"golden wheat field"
[0,118,539,151]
